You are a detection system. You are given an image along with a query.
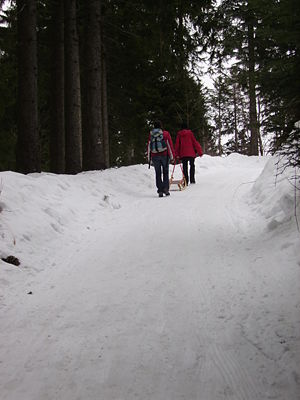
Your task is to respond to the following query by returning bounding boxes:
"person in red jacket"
[175,122,203,185]
[147,120,175,197]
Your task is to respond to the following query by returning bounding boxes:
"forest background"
[0,0,299,174]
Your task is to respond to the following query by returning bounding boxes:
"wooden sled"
[169,161,187,191]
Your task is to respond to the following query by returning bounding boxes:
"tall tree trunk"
[257,95,264,155]
[64,0,82,174]
[101,38,110,168]
[240,95,249,154]
[82,0,105,171]
[247,19,259,156]
[16,0,40,173]
[217,87,222,156]
[233,84,238,152]
[177,1,189,123]
[50,0,65,173]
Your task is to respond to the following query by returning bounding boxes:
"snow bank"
[250,156,300,233]
[0,166,149,273]
[1,155,299,272]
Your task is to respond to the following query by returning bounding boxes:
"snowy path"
[0,156,299,400]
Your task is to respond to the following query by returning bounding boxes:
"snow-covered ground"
[0,154,299,400]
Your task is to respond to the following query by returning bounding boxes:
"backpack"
[150,128,167,153]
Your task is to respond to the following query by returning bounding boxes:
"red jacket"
[175,129,203,159]
[147,130,175,161]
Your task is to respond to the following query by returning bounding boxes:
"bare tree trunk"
[16,0,40,173]
[217,88,222,155]
[101,39,110,168]
[82,0,105,171]
[240,95,249,154]
[64,0,82,174]
[233,83,238,152]
[257,95,264,155]
[247,20,259,156]
[50,0,65,173]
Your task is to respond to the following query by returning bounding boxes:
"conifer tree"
[16,0,41,173]
[1,0,214,169]
[64,0,82,174]
[50,0,65,173]
[256,0,300,167]
[101,30,110,168]
[81,0,105,171]
[0,4,18,171]
[215,0,260,155]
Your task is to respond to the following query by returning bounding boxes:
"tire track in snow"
[171,166,268,399]
[210,343,261,400]
[150,195,264,400]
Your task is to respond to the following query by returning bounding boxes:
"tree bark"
[82,0,105,171]
[101,23,110,168]
[217,82,222,156]
[16,0,40,173]
[233,84,238,152]
[247,19,259,156]
[64,0,82,174]
[50,0,65,173]
[257,95,264,155]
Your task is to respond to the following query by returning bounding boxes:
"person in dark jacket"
[147,121,175,197]
[175,122,203,185]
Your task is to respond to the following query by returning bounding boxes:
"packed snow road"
[0,155,299,400]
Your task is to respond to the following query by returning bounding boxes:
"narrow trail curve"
[0,157,296,400]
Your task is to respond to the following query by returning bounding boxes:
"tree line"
[207,0,300,168]
[0,0,299,174]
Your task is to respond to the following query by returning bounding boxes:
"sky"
[0,154,299,400]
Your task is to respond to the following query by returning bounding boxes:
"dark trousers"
[181,157,195,184]
[152,155,169,193]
